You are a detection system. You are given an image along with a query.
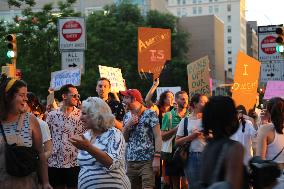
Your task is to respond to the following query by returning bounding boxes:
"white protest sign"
[50,68,81,91]
[98,65,126,93]
[156,87,181,100]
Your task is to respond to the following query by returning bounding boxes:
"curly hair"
[157,90,174,107]
[81,97,115,132]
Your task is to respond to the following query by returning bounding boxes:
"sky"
[246,0,284,26]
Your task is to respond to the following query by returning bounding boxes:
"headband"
[5,79,17,93]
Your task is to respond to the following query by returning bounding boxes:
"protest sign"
[98,65,126,93]
[138,27,171,80]
[263,81,284,99]
[232,52,260,111]
[156,86,181,99]
[50,68,81,91]
[187,56,211,98]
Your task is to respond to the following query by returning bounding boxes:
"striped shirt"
[77,128,131,189]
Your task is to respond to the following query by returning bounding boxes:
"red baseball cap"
[120,89,143,104]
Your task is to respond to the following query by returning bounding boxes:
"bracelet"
[154,154,160,157]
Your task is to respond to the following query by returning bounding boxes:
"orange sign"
[138,27,171,79]
[232,52,261,111]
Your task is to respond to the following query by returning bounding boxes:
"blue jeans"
[184,152,202,189]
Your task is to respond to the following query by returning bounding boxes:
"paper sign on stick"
[263,81,284,99]
[98,65,126,93]
[187,56,211,98]
[138,27,171,80]
[50,68,81,91]
[232,52,260,111]
[156,87,181,99]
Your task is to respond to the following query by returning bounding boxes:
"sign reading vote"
[98,65,126,93]
[187,56,211,98]
[138,27,171,80]
[58,18,86,50]
[232,52,260,111]
[50,68,81,91]
[263,81,284,99]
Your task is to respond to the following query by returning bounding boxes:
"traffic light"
[6,34,17,59]
[275,27,284,53]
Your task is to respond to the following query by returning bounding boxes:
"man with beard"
[96,77,125,130]
[46,84,85,189]
[122,89,162,189]
[161,91,189,189]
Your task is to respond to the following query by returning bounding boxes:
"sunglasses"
[69,94,80,99]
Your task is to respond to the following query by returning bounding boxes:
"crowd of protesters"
[0,74,284,189]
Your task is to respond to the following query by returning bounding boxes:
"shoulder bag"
[0,114,39,177]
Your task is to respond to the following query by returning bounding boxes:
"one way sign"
[61,51,85,74]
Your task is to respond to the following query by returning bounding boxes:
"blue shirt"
[123,109,159,161]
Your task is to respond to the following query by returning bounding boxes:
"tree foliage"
[0,1,189,101]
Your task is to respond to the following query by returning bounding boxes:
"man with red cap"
[121,89,162,189]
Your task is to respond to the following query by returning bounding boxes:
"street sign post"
[61,51,85,74]
[258,25,284,82]
[58,18,86,50]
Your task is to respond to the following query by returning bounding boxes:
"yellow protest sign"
[138,27,171,80]
[187,56,211,98]
[232,51,260,111]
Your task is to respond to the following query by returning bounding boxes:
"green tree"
[0,1,189,101]
[82,3,189,98]
[0,0,79,99]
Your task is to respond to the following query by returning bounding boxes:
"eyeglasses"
[69,94,80,99]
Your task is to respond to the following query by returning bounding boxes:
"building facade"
[167,0,247,78]
[179,15,225,91]
[246,21,258,60]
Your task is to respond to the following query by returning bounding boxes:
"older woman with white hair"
[69,97,131,189]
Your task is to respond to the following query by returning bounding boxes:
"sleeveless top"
[266,128,284,163]
[0,113,38,189]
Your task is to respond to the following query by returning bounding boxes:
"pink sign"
[263,81,284,100]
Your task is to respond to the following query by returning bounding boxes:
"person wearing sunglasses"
[46,84,86,189]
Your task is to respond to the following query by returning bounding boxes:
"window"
[209,0,213,2]
[214,5,219,13]
[227,4,231,12]
[228,15,231,22]
[227,25,231,33]
[228,48,232,55]
[193,7,197,14]
[182,0,186,4]
[193,0,197,3]
[209,6,213,13]
[198,0,202,3]
[182,8,187,16]
[228,36,232,44]
[177,0,181,4]
[228,57,232,65]
[177,8,181,17]
[198,7,202,14]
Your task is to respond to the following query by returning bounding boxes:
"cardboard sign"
[232,52,261,111]
[187,56,211,98]
[50,68,81,91]
[98,65,126,93]
[138,27,171,80]
[263,81,284,99]
[156,86,181,99]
